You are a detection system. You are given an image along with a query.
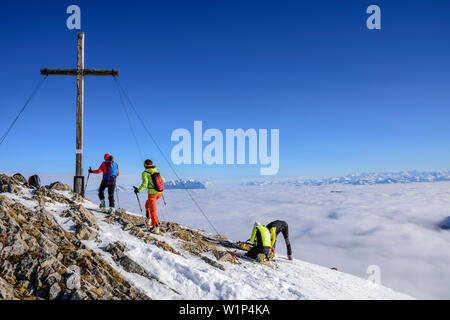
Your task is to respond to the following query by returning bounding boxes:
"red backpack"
[145,171,164,192]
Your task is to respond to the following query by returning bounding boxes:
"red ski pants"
[145,193,163,227]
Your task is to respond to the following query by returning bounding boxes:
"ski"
[225,249,278,269]
[203,237,242,250]
[204,237,252,252]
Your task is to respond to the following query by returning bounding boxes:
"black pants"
[98,180,116,207]
[274,226,292,256]
[246,246,271,260]
[267,220,292,256]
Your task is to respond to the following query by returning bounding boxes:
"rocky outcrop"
[0,174,149,300]
[0,173,238,300]
[0,174,24,195]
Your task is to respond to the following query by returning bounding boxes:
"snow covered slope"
[63,202,413,299]
[80,204,414,299]
[1,178,412,300]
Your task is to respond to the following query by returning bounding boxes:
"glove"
[88,167,93,174]
[133,186,139,194]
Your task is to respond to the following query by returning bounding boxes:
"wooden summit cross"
[41,32,118,196]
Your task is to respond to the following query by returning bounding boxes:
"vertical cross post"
[40,32,118,197]
[74,32,85,196]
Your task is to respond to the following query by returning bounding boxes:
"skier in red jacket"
[89,153,119,211]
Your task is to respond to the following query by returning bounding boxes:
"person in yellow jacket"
[245,222,272,262]
[133,159,165,234]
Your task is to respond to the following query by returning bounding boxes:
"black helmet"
[144,159,153,168]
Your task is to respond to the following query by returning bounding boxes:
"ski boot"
[149,225,160,235]
[99,200,106,209]
[107,207,115,214]
[257,253,266,263]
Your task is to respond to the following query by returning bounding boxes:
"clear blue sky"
[1,0,449,181]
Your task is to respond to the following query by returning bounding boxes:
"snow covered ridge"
[242,170,450,186]
[0,173,413,300]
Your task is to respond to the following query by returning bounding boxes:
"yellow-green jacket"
[269,227,277,248]
[137,167,165,194]
[249,225,272,247]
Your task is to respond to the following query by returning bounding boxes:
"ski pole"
[135,191,143,213]
[116,184,120,210]
[84,168,91,194]
[162,194,170,221]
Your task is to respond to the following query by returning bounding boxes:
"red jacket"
[93,161,120,178]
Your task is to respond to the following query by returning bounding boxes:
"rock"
[65,265,81,290]
[34,187,71,205]
[123,223,133,231]
[1,242,26,258]
[45,272,62,287]
[0,175,23,195]
[71,193,84,203]
[439,216,450,230]
[36,234,58,256]
[119,211,147,226]
[70,290,88,300]
[14,280,31,298]
[74,205,97,227]
[201,256,225,271]
[20,232,39,251]
[65,273,81,291]
[49,181,72,192]
[48,283,61,300]
[60,290,72,300]
[66,264,81,275]
[35,265,55,290]
[118,256,148,277]
[74,224,98,241]
[104,241,127,260]
[173,230,194,242]
[70,249,90,261]
[12,173,27,185]
[0,178,12,193]
[212,251,238,264]
[14,254,38,280]
[0,260,16,283]
[0,277,16,299]
[72,239,82,248]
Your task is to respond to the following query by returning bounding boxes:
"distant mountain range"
[242,171,450,186]
[164,179,206,189]
[112,179,207,192]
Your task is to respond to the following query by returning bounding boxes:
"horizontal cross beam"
[40,68,119,76]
